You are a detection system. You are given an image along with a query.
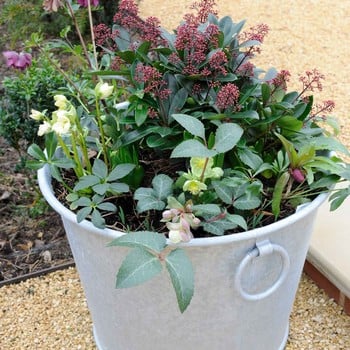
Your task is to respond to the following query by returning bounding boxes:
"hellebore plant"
[27,0,350,312]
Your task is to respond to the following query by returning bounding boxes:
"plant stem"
[70,133,84,177]
[199,157,209,182]
[65,0,93,70]
[87,0,98,69]
[95,99,109,167]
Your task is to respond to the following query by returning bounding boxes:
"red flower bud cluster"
[135,64,171,100]
[299,69,325,94]
[216,83,240,111]
[239,23,270,55]
[270,70,291,91]
[185,0,218,25]
[113,0,164,48]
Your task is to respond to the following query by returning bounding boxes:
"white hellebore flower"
[95,82,114,99]
[30,109,44,121]
[37,121,52,136]
[54,95,68,110]
[52,111,71,135]
[168,230,183,244]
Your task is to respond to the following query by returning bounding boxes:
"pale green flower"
[54,95,69,110]
[208,167,224,179]
[29,109,45,121]
[37,121,52,136]
[95,82,114,99]
[52,113,71,135]
[190,157,214,179]
[183,179,207,195]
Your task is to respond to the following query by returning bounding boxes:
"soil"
[0,136,73,283]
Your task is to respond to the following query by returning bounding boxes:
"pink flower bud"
[291,168,305,183]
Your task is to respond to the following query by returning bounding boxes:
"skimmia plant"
[26,0,350,312]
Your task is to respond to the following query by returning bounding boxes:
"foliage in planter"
[26,0,350,312]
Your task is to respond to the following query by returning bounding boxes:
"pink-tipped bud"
[291,168,305,183]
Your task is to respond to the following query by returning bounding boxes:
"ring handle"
[234,239,290,301]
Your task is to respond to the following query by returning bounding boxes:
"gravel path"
[1,0,349,349]
[0,269,349,349]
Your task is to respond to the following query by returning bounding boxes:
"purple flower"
[77,0,99,7]
[3,51,32,70]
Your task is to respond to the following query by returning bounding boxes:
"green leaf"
[226,213,247,230]
[108,231,167,253]
[93,183,109,195]
[74,196,92,207]
[26,160,45,170]
[108,163,136,181]
[27,144,46,161]
[165,249,194,313]
[212,181,234,204]
[97,202,117,212]
[202,219,237,236]
[234,195,261,210]
[134,188,166,212]
[234,182,262,210]
[109,182,130,193]
[92,158,108,179]
[214,123,243,153]
[74,175,100,191]
[168,88,188,119]
[172,114,205,139]
[135,103,148,127]
[312,136,350,156]
[91,209,106,229]
[272,172,290,218]
[275,134,298,168]
[52,158,75,169]
[230,110,259,120]
[192,204,221,215]
[76,206,92,223]
[329,187,350,211]
[237,148,263,171]
[152,174,173,200]
[171,140,217,158]
[45,132,58,158]
[116,248,163,288]
[276,116,303,133]
[261,83,271,105]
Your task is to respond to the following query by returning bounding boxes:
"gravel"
[0,269,349,349]
[1,0,349,349]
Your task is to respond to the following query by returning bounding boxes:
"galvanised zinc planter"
[38,164,327,350]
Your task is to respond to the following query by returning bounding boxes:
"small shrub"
[0,55,66,152]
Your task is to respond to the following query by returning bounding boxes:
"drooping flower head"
[42,0,63,12]
[3,51,32,70]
